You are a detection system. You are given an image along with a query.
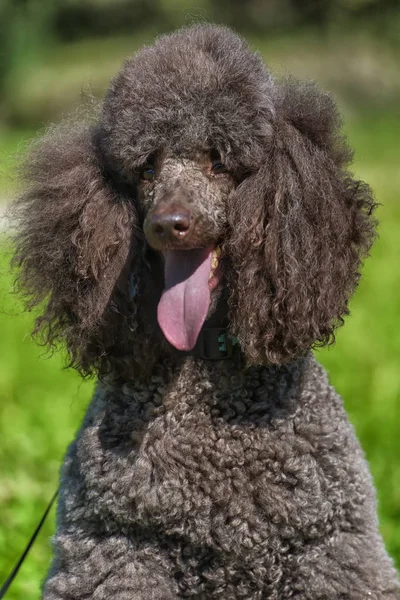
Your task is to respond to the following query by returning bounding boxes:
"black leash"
[0,331,235,598]
[0,488,59,599]
[0,332,238,598]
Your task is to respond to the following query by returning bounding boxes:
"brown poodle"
[11,24,399,599]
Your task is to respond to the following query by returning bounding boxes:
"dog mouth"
[157,246,222,351]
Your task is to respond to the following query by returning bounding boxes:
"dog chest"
[70,361,358,556]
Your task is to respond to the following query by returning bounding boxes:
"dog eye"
[140,165,155,181]
[211,161,227,175]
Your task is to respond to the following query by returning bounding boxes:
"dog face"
[140,151,234,250]
[12,25,377,376]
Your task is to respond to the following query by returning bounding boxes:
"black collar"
[186,328,240,360]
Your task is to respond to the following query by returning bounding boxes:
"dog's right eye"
[211,161,227,175]
[140,166,155,182]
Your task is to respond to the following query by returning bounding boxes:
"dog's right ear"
[11,123,139,375]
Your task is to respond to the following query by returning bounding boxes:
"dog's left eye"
[140,166,155,181]
[212,161,227,174]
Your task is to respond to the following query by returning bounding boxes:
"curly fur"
[10,24,398,599]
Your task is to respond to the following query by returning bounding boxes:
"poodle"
[11,24,399,599]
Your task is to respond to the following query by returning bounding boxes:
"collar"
[186,328,240,360]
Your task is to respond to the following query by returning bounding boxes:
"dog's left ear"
[227,78,377,365]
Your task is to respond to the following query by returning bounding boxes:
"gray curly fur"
[11,24,399,598]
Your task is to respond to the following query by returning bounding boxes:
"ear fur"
[226,79,377,365]
[11,123,139,375]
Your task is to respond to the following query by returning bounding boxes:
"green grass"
[0,248,94,598]
[0,113,399,598]
[3,28,400,126]
[0,129,36,199]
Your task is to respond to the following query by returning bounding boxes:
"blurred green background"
[0,0,399,597]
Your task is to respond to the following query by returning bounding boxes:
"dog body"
[45,357,397,599]
[12,25,398,599]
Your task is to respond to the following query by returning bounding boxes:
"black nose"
[144,209,192,249]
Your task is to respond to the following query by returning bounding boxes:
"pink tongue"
[157,248,213,351]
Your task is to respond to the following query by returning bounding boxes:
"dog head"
[12,25,377,376]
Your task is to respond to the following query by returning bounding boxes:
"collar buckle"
[195,328,238,360]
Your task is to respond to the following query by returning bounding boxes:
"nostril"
[174,217,191,233]
[153,223,165,235]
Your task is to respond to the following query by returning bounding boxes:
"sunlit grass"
[0,254,94,598]
[0,130,36,199]
[0,113,399,598]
